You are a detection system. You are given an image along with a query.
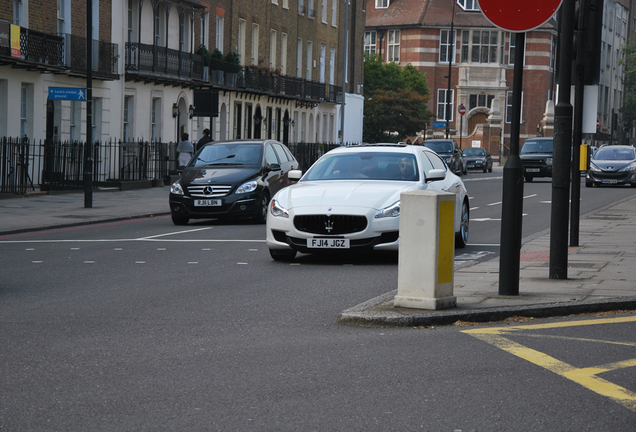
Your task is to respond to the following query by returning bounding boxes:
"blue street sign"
[48,87,87,101]
[432,122,446,128]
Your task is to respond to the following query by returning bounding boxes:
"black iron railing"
[125,42,204,81]
[63,34,118,76]
[1,137,345,194]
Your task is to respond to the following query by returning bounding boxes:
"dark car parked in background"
[169,140,299,225]
[586,145,636,188]
[520,137,553,182]
[422,139,466,175]
[462,147,493,173]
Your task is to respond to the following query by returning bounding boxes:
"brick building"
[365,0,559,159]
[0,0,365,149]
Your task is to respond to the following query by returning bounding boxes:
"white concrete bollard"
[394,190,457,310]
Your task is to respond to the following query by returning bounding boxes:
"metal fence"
[1,137,345,194]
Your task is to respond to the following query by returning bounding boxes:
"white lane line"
[135,261,145,264]
[470,207,479,211]
[0,239,266,244]
[157,248,167,250]
[84,261,94,264]
[25,248,34,251]
[487,201,502,206]
[524,194,538,199]
[138,227,213,240]
[202,248,211,251]
[188,262,198,264]
[70,247,80,250]
[249,249,258,251]
[114,248,123,250]
[237,262,248,265]
[32,261,42,263]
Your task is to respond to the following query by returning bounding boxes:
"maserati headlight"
[619,163,636,173]
[170,180,184,195]
[375,201,400,219]
[546,157,553,165]
[270,199,289,218]
[236,181,258,194]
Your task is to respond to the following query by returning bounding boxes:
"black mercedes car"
[169,140,299,225]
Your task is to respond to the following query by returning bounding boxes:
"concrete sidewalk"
[2,185,636,326]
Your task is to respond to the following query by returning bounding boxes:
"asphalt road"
[2,176,636,430]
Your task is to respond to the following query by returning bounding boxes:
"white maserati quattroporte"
[266,143,470,261]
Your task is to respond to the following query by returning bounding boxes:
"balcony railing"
[0,27,65,70]
[125,42,204,82]
[63,34,119,77]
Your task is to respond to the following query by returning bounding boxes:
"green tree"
[363,54,430,142]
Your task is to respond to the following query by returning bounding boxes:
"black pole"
[84,0,93,208]
[498,32,525,296]
[459,110,463,149]
[570,25,586,247]
[445,0,456,139]
[550,0,575,279]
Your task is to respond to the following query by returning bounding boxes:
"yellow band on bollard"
[437,200,454,284]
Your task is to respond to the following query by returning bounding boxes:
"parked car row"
[168,139,472,261]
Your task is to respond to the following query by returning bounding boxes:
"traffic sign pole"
[458,104,465,150]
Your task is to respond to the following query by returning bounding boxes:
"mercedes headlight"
[546,157,553,165]
[270,199,289,218]
[236,181,258,194]
[170,180,184,195]
[375,201,400,219]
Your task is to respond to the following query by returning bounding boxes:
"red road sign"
[478,0,563,32]
[597,118,600,129]
[458,105,466,116]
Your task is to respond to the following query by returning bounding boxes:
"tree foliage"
[363,54,430,143]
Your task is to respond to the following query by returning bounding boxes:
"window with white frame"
[297,38,303,77]
[270,30,277,70]
[306,41,313,80]
[281,33,288,74]
[298,0,304,15]
[387,30,400,62]
[57,0,65,35]
[151,98,160,142]
[461,30,500,64]
[308,0,315,18]
[469,94,494,111]
[123,96,133,141]
[70,101,79,142]
[252,24,259,65]
[508,33,526,65]
[330,47,335,85]
[505,91,524,123]
[437,89,454,121]
[179,15,185,51]
[14,0,24,26]
[155,6,165,46]
[439,29,455,63]
[200,13,207,47]
[20,84,28,138]
[457,0,479,11]
[375,0,388,9]
[320,44,326,83]
[332,0,337,26]
[238,19,246,65]
[272,0,278,5]
[283,0,288,9]
[216,16,224,52]
[364,31,376,55]
[127,0,135,42]
[322,0,327,22]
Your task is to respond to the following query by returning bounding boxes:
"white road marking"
[188,262,198,264]
[114,248,123,250]
[70,247,80,250]
[84,261,94,264]
[32,261,42,263]
[237,262,248,265]
[157,248,167,250]
[487,201,502,206]
[470,207,479,211]
[25,248,34,251]
[524,194,538,199]
[139,227,213,240]
[135,261,145,264]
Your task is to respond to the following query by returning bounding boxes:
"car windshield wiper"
[197,154,236,164]
[206,162,243,166]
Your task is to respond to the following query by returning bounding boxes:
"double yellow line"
[463,316,636,412]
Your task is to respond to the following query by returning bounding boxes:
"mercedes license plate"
[307,238,350,249]
[194,199,222,206]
